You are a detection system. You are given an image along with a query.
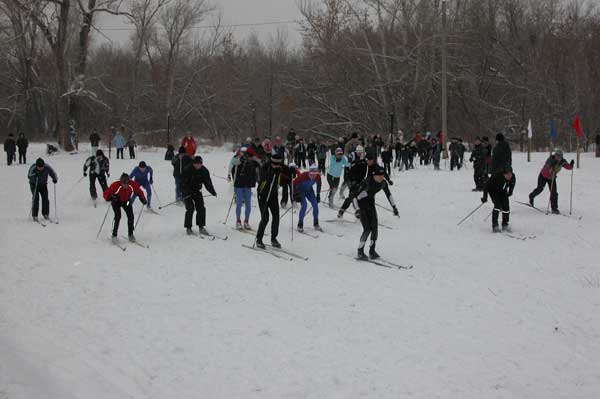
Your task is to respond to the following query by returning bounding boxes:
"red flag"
[573,114,582,139]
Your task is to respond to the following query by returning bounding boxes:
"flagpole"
[577,137,580,169]
[528,137,531,162]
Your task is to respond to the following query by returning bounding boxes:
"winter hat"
[193,156,203,164]
[502,166,513,174]
[240,146,248,153]
[36,158,45,167]
[271,153,283,164]
[309,165,319,174]
[120,173,130,183]
[366,152,376,161]
[355,145,365,153]
[495,133,505,142]
[335,147,343,155]
[554,149,564,157]
[373,165,386,176]
[139,161,147,168]
[178,146,186,154]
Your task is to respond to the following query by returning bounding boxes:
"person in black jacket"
[381,145,393,176]
[353,165,398,260]
[181,156,217,235]
[89,129,101,154]
[229,147,260,229]
[294,138,307,168]
[491,133,512,174]
[16,133,28,164]
[279,162,299,208]
[4,133,16,165]
[28,158,58,221]
[449,139,461,171]
[172,146,192,202]
[306,139,317,166]
[255,153,284,249]
[481,166,515,232]
[469,137,487,191]
[83,150,110,202]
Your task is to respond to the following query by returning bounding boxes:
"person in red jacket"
[528,149,574,214]
[181,133,197,156]
[104,173,147,242]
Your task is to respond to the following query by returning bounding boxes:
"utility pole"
[167,113,171,146]
[441,0,449,159]
[389,112,395,144]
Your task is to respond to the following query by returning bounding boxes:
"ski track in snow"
[1,144,600,398]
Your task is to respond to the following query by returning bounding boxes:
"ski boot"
[32,216,39,222]
[236,220,243,230]
[492,225,501,233]
[280,200,287,209]
[528,195,534,207]
[42,214,50,220]
[551,209,561,215]
[369,246,380,260]
[314,224,323,232]
[357,247,368,260]
[186,228,194,235]
[243,221,252,230]
[128,234,136,243]
[271,238,282,248]
[297,223,304,233]
[337,210,344,219]
[256,239,266,249]
[111,236,119,244]
[198,227,209,236]
[502,224,512,233]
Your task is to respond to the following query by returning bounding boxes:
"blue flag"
[549,119,557,141]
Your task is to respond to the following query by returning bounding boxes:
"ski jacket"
[328,155,349,178]
[470,144,486,163]
[348,159,369,185]
[130,166,153,185]
[353,175,396,210]
[317,144,328,160]
[381,149,393,163]
[172,154,192,178]
[449,142,460,158]
[491,140,512,174]
[293,171,322,194]
[540,156,573,180]
[16,136,28,151]
[28,164,57,186]
[126,138,136,148]
[113,133,125,149]
[103,180,145,204]
[307,143,317,158]
[89,133,100,146]
[4,138,16,153]
[84,156,110,177]
[257,163,282,199]
[181,136,197,156]
[294,142,306,155]
[483,172,515,201]
[231,157,259,188]
[181,165,216,196]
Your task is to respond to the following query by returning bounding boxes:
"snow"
[1,144,599,399]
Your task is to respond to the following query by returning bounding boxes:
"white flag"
[527,119,533,139]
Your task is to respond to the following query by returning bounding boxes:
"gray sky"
[96,0,303,47]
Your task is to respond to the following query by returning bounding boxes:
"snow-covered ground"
[1,144,599,399]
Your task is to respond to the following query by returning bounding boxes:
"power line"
[97,19,301,31]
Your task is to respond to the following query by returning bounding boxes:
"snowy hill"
[1,144,599,399]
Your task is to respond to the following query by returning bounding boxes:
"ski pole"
[569,167,574,216]
[223,192,236,225]
[96,202,111,239]
[53,183,58,223]
[212,174,229,182]
[457,202,485,226]
[151,183,162,208]
[484,210,492,222]
[253,174,277,248]
[291,182,294,242]
[134,203,144,230]
[158,195,191,210]
[63,175,85,199]
[375,202,394,214]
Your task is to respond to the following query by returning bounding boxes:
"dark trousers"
[530,174,558,210]
[473,162,486,189]
[30,184,49,217]
[358,203,378,248]
[327,175,340,201]
[112,202,134,236]
[340,184,358,212]
[129,146,135,159]
[294,153,306,168]
[19,151,26,164]
[256,193,280,241]
[383,161,391,176]
[6,151,15,165]
[184,192,206,228]
[281,183,290,205]
[318,158,326,174]
[450,156,461,171]
[89,174,108,200]
[116,148,124,159]
[490,192,510,227]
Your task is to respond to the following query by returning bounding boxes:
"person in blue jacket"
[129,161,154,209]
[326,147,348,207]
[113,127,126,159]
[293,164,322,232]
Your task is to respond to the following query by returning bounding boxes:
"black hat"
[36,158,45,167]
[503,166,513,174]
[139,161,147,168]
[193,156,203,164]
[271,153,283,163]
[178,146,186,154]
[373,165,385,176]
[96,149,104,157]
[120,173,130,183]
[496,133,505,142]
[8,133,14,137]
[366,151,376,161]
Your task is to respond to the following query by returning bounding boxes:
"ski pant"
[112,201,134,236]
[339,167,351,197]
[19,151,26,164]
[358,202,378,249]
[490,192,510,227]
[473,162,486,189]
[307,155,315,166]
[383,161,391,176]
[174,176,182,201]
[294,154,306,168]
[116,148,124,159]
[450,156,461,170]
[281,183,290,206]
[530,174,558,211]
[298,189,318,225]
[6,151,14,165]
[132,182,152,207]
[340,184,358,212]
[327,174,340,202]
[129,146,135,159]
[89,174,108,200]
[318,158,326,174]
[235,187,252,222]
[30,184,49,218]
[256,193,279,242]
[184,192,206,228]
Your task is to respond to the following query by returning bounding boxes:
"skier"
[181,156,217,235]
[127,135,137,159]
[431,138,442,171]
[457,139,466,167]
[306,139,317,166]
[326,147,349,207]
[89,129,101,154]
[491,133,512,174]
[165,144,175,161]
[229,147,260,229]
[172,146,192,202]
[279,162,299,208]
[481,166,516,232]
[317,141,328,174]
[338,149,374,218]
[113,128,125,159]
[16,132,28,164]
[255,153,284,249]
[181,133,197,157]
[129,161,154,209]
[381,145,393,176]
[294,138,307,168]
[294,164,322,232]
[28,158,58,221]
[339,145,366,198]
[353,165,399,260]
[4,133,16,165]
[83,149,110,203]
[103,173,147,242]
[449,139,461,171]
[469,137,487,191]
[528,149,574,214]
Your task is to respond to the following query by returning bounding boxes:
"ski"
[516,201,582,219]
[231,227,255,236]
[200,231,228,241]
[120,236,149,248]
[265,245,309,261]
[33,219,47,227]
[324,218,356,224]
[515,201,546,214]
[297,230,319,239]
[372,257,413,270]
[44,217,59,225]
[199,233,216,241]
[504,233,536,241]
[242,244,293,261]
[111,238,127,251]
[342,254,413,270]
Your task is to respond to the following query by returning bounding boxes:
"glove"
[52,178,58,184]
[354,210,361,219]
[227,175,232,182]
[140,197,148,205]
[393,206,399,216]
[481,196,487,203]
[317,194,321,203]
[213,193,218,197]
[387,180,394,186]
[107,173,110,178]
[570,160,575,167]
[110,194,119,204]
[150,180,153,185]
[83,172,87,177]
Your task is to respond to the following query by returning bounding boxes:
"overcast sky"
[96,0,303,47]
